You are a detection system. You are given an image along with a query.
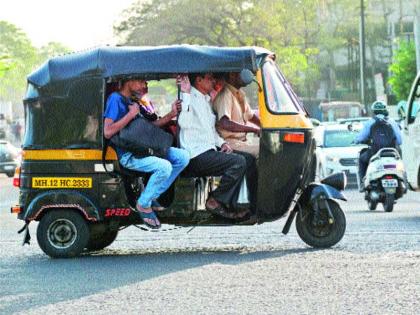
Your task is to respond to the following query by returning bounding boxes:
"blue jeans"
[119,147,190,208]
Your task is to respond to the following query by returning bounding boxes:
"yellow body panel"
[23,148,118,161]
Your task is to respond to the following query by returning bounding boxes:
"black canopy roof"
[28,45,273,88]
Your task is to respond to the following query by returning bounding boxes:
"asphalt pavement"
[0,176,419,315]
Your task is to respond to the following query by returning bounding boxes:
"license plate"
[32,177,92,189]
[4,165,15,170]
[381,179,398,188]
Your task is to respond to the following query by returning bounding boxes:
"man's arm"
[390,120,403,145]
[218,116,260,134]
[249,113,261,127]
[153,100,182,128]
[104,104,138,139]
[355,120,373,144]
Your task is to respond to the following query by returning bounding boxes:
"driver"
[355,101,402,191]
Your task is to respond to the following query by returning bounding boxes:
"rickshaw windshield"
[262,61,304,114]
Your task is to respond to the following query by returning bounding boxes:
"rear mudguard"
[22,190,100,222]
[282,183,346,234]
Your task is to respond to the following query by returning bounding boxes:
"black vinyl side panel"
[257,129,315,221]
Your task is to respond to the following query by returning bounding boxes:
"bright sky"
[0,0,135,50]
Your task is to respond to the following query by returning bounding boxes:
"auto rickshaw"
[11,45,347,258]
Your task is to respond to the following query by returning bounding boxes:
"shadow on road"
[0,246,317,313]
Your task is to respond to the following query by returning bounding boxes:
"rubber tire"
[296,200,346,248]
[367,199,377,211]
[6,172,14,177]
[86,229,118,251]
[383,193,394,212]
[37,209,89,258]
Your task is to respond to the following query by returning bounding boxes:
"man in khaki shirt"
[213,72,260,216]
[213,72,261,158]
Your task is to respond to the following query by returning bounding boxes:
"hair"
[188,73,205,87]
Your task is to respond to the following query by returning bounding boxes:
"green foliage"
[114,0,322,96]
[388,41,417,101]
[0,55,15,77]
[0,21,70,104]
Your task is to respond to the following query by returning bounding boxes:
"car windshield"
[324,130,358,147]
[0,143,17,156]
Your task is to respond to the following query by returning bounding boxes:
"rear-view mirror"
[240,69,255,86]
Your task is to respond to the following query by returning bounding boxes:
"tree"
[0,21,70,104]
[0,55,14,78]
[0,21,38,103]
[114,0,323,96]
[388,40,416,101]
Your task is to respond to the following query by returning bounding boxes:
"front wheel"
[296,200,346,248]
[37,209,89,258]
[383,193,395,212]
[367,199,377,211]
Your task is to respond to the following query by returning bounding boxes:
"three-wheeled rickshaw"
[12,45,347,258]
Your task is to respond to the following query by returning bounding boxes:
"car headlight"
[326,156,340,163]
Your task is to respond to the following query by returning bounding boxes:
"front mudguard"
[21,190,100,222]
[282,183,346,234]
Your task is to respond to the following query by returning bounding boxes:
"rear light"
[13,166,21,188]
[283,132,305,144]
[384,175,394,179]
[11,205,22,214]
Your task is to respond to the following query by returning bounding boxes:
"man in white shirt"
[178,73,249,220]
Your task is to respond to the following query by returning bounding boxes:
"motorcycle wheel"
[296,200,346,248]
[383,193,394,212]
[367,199,377,211]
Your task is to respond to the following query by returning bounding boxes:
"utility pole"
[359,0,367,110]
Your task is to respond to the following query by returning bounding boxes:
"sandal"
[205,202,249,220]
[135,204,161,229]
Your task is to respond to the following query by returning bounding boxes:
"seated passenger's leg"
[227,139,259,159]
[119,153,173,208]
[161,147,190,189]
[185,150,247,208]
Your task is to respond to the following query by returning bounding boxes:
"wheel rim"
[307,212,332,238]
[309,222,332,238]
[47,219,78,249]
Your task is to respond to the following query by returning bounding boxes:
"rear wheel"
[296,200,346,248]
[37,209,89,258]
[6,172,14,177]
[383,193,395,212]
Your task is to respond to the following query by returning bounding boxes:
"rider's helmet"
[371,101,388,116]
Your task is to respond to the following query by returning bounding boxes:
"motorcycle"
[358,147,407,212]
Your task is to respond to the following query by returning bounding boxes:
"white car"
[0,140,20,177]
[314,124,366,183]
[402,71,420,190]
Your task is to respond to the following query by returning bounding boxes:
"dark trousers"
[234,150,258,213]
[184,150,247,209]
[358,149,373,181]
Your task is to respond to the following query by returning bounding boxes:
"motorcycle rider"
[355,101,402,192]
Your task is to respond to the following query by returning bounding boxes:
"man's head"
[188,73,215,94]
[371,101,388,116]
[121,78,147,95]
[225,72,244,89]
[225,70,254,89]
